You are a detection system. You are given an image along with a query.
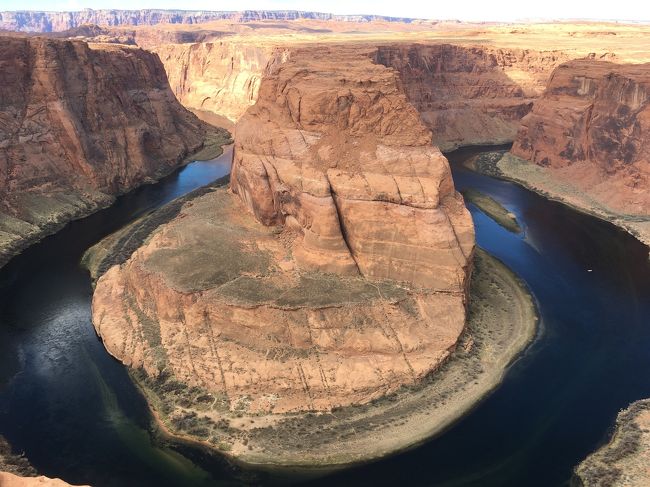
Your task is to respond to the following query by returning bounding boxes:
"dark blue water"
[0,150,239,487]
[0,145,648,486]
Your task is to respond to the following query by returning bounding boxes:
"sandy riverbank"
[467,152,650,251]
[129,248,537,469]
[575,400,650,487]
[462,187,522,233]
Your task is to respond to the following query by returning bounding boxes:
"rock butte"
[0,34,229,269]
[92,45,475,415]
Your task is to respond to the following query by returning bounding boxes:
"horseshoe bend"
[0,9,648,487]
[85,44,539,465]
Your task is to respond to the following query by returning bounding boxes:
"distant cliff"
[374,44,570,151]
[0,9,418,33]
[511,59,650,217]
[0,35,214,268]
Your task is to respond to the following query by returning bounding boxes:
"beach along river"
[0,146,649,486]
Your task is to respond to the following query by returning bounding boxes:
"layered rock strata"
[91,46,474,419]
[374,44,570,151]
[231,46,474,289]
[0,35,219,268]
[508,59,650,244]
[151,41,569,149]
[0,10,417,33]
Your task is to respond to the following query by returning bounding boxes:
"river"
[0,146,648,486]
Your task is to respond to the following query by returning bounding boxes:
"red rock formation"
[512,59,650,216]
[0,35,209,267]
[91,45,474,417]
[231,46,475,289]
[375,44,570,150]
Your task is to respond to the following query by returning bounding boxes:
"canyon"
[0,34,229,269]
[0,10,648,483]
[81,19,649,470]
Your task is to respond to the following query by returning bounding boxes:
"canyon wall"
[0,35,210,268]
[375,44,570,150]
[0,10,416,33]
[154,42,289,123]
[91,45,474,419]
[511,59,650,217]
[152,41,568,149]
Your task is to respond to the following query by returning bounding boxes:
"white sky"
[0,0,649,22]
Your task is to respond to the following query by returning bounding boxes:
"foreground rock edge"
[0,436,85,486]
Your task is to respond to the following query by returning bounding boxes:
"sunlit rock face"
[231,45,475,290]
[0,35,208,268]
[512,59,650,215]
[92,45,475,416]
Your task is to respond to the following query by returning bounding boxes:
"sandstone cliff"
[154,42,288,123]
[91,45,474,419]
[0,10,417,33]
[0,35,214,268]
[374,44,571,151]
[151,41,568,150]
[508,59,650,243]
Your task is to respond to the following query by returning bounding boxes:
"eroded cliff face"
[0,35,210,268]
[232,46,474,289]
[374,44,571,150]
[511,59,650,216]
[152,41,569,149]
[154,42,288,123]
[91,45,474,418]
